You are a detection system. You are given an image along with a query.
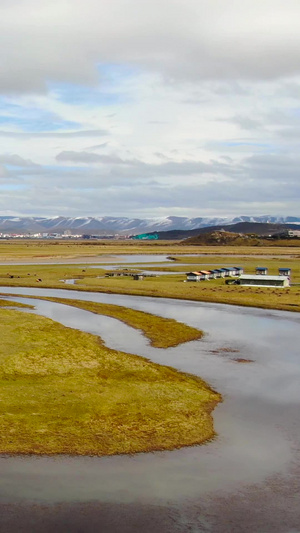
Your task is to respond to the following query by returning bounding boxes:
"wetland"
[0,242,300,531]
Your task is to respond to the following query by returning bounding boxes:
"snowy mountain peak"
[0,215,299,235]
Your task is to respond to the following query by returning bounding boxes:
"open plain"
[0,239,299,313]
[0,239,300,531]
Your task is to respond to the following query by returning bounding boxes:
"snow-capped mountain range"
[0,215,299,235]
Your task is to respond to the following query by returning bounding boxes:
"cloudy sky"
[0,0,300,219]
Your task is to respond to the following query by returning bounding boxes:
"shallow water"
[0,253,202,267]
[1,287,300,531]
[0,254,176,266]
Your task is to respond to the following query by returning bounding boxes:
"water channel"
[0,253,177,266]
[0,285,300,532]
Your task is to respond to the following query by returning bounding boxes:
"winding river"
[0,286,300,532]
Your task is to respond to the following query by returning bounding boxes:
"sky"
[0,0,300,219]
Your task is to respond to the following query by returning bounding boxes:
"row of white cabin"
[186,267,243,281]
[187,266,292,282]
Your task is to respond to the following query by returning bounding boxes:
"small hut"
[214,269,226,278]
[200,270,211,280]
[186,271,201,282]
[133,274,144,280]
[220,268,230,277]
[223,267,236,277]
[279,268,291,276]
[208,270,219,279]
[233,267,244,276]
[256,267,268,275]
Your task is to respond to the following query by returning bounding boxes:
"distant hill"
[180,224,300,246]
[0,215,299,235]
[141,221,300,241]
[181,230,261,246]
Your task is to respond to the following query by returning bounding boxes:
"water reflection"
[0,254,175,266]
[0,288,300,510]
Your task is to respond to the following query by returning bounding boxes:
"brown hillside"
[182,230,261,246]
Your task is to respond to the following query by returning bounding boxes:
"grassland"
[72,274,300,312]
[0,249,299,312]
[0,238,300,262]
[0,299,33,309]
[0,240,297,456]
[0,239,200,261]
[28,297,203,348]
[0,303,220,455]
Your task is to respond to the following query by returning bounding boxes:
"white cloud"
[0,165,9,178]
[0,129,108,138]
[0,1,299,217]
[1,1,300,94]
[56,151,138,165]
[0,154,39,167]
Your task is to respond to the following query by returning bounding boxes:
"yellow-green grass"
[181,238,300,248]
[0,256,299,286]
[144,255,300,283]
[144,256,300,274]
[0,307,220,455]
[72,275,300,312]
[0,299,33,309]
[0,239,201,260]
[0,264,107,287]
[0,239,300,262]
[160,255,300,269]
[26,297,203,348]
[0,254,299,313]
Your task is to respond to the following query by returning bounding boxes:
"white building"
[239,275,290,288]
[186,272,202,281]
[288,230,300,237]
[279,268,291,276]
[256,267,268,275]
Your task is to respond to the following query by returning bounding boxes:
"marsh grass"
[0,240,201,261]
[0,239,299,261]
[33,297,203,348]
[73,275,300,312]
[0,247,299,313]
[0,307,220,455]
[0,299,33,309]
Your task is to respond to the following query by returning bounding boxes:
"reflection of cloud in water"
[1,287,300,507]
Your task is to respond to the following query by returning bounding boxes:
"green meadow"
[32,297,203,348]
[0,302,219,455]
[0,240,299,456]
[0,249,299,312]
[0,238,299,261]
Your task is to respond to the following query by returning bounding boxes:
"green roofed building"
[131,233,159,240]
